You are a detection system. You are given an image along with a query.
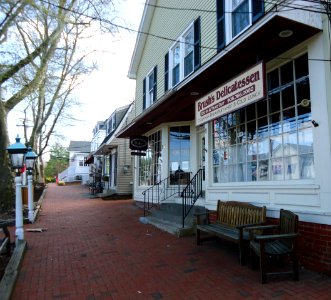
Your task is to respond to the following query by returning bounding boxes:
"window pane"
[270,135,282,158]
[258,160,269,181]
[184,29,194,56]
[258,138,269,160]
[139,131,162,186]
[246,103,256,121]
[282,108,296,132]
[300,154,315,179]
[285,156,299,180]
[173,43,180,65]
[247,141,257,161]
[246,161,257,181]
[271,158,283,180]
[184,51,193,77]
[298,128,313,154]
[296,77,310,107]
[283,132,298,156]
[269,92,280,114]
[295,53,309,79]
[257,117,268,139]
[282,85,295,109]
[237,163,245,181]
[257,98,268,118]
[232,0,250,37]
[280,61,293,85]
[270,113,281,136]
[268,69,279,91]
[172,64,180,86]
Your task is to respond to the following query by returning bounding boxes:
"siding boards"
[135,0,217,117]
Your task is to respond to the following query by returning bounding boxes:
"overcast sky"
[7,0,145,147]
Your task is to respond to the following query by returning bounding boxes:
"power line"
[34,0,331,62]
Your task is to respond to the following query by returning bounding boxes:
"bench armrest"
[236,222,267,230]
[195,211,215,225]
[0,219,15,227]
[244,224,279,231]
[255,232,298,241]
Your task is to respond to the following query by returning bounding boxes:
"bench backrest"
[216,200,266,228]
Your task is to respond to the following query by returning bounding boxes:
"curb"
[0,240,27,300]
[0,185,47,299]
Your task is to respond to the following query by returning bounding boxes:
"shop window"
[143,66,157,110]
[213,53,314,183]
[217,0,264,52]
[165,18,200,90]
[138,131,162,186]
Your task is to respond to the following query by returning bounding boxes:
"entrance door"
[198,131,206,192]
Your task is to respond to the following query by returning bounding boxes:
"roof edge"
[127,0,156,79]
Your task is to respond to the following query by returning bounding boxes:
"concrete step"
[140,203,207,237]
[141,215,195,237]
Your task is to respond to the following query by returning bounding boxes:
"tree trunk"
[0,99,14,211]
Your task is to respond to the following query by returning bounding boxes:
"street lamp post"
[7,136,28,241]
[26,147,37,223]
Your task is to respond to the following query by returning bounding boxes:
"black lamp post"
[6,136,28,241]
[26,147,37,222]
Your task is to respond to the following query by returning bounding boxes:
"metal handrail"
[182,169,204,228]
[142,172,191,216]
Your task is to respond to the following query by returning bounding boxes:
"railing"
[142,172,190,216]
[181,169,204,228]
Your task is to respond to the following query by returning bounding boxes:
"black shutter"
[153,65,157,103]
[164,53,169,92]
[143,78,146,110]
[216,0,225,52]
[252,0,264,24]
[194,17,201,71]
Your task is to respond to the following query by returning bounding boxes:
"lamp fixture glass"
[6,136,28,170]
[26,147,37,171]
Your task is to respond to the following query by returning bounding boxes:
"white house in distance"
[59,141,91,184]
[118,1,331,275]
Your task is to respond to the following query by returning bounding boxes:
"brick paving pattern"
[11,183,331,300]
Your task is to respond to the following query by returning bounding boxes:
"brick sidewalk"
[11,183,331,300]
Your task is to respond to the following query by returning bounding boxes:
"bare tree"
[0,0,115,210]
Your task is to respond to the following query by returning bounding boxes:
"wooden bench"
[0,220,14,256]
[196,200,266,265]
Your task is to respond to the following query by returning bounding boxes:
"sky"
[7,0,145,147]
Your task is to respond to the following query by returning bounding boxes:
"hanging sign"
[195,62,266,126]
[129,136,148,151]
[130,135,148,156]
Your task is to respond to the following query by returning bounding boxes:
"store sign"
[130,136,148,151]
[130,136,148,156]
[195,62,266,126]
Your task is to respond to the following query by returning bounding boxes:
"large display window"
[213,53,314,183]
[138,131,162,186]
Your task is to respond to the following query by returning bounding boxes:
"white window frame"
[225,0,252,43]
[169,22,194,88]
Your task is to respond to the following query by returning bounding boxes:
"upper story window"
[107,115,116,134]
[217,0,264,52]
[232,0,250,37]
[143,66,157,110]
[165,18,201,91]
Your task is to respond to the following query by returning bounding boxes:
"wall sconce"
[312,120,319,127]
